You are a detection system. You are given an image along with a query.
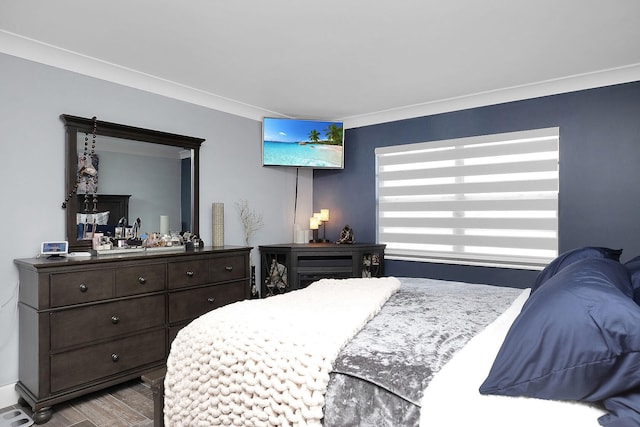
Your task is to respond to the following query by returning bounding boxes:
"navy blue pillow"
[624,256,640,305]
[531,246,623,294]
[480,258,640,403]
[600,389,640,427]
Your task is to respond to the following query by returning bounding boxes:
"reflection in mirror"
[62,114,204,252]
[75,136,193,240]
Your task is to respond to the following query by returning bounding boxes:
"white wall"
[0,52,312,406]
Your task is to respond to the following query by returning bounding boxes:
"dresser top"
[15,245,251,269]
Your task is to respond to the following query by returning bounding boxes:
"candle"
[160,215,169,235]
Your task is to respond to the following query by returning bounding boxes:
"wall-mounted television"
[262,117,344,169]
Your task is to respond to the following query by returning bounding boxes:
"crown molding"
[341,64,640,129]
[0,30,276,121]
[3,30,639,129]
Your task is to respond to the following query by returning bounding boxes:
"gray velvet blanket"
[323,277,523,426]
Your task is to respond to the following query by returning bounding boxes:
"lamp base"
[321,222,330,243]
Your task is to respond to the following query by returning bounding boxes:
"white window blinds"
[375,127,559,269]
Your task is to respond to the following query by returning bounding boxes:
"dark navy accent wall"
[313,81,640,287]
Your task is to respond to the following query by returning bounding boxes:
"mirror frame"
[61,114,205,252]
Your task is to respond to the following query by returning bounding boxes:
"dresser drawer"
[168,282,246,324]
[210,255,247,283]
[115,264,166,296]
[168,259,210,289]
[50,269,113,307]
[50,329,166,393]
[50,294,165,350]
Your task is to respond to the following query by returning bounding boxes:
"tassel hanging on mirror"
[62,116,98,210]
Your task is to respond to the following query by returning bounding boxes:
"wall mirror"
[62,114,204,252]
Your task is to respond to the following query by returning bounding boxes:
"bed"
[164,247,640,426]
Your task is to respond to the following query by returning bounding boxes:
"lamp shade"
[319,209,330,222]
[309,217,320,230]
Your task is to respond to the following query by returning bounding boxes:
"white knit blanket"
[164,277,401,426]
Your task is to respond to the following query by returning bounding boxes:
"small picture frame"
[41,241,68,257]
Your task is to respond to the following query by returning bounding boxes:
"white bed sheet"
[419,288,606,427]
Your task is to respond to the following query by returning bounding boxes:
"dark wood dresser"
[14,246,251,424]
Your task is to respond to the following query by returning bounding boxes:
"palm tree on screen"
[324,124,343,145]
[308,129,320,143]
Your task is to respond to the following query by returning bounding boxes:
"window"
[375,128,559,269]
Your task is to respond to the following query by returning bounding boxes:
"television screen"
[262,117,344,168]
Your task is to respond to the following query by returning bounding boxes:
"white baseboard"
[0,382,19,408]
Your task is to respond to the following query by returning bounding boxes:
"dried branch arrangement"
[236,199,264,246]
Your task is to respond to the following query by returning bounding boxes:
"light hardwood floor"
[1,380,154,427]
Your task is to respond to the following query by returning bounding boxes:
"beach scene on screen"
[263,118,344,168]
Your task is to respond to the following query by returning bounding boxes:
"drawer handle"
[225,266,233,271]
[111,353,120,362]
[138,276,147,284]
[186,271,194,277]
[207,297,215,304]
[111,315,120,324]
[79,284,88,293]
